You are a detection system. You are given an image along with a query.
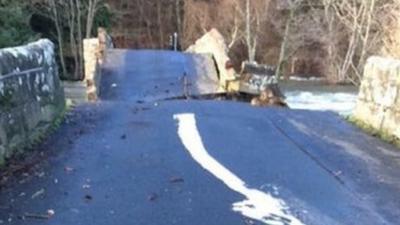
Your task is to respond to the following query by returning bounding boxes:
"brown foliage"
[106,0,400,84]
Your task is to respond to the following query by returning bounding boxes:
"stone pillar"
[83,38,99,101]
[83,27,114,101]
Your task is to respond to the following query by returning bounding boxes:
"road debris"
[169,176,184,183]
[23,209,55,220]
[64,166,75,173]
[31,189,45,199]
[84,194,93,202]
[47,209,55,217]
[147,193,158,202]
[334,171,343,176]
[35,171,45,178]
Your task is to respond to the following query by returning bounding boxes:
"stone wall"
[353,56,400,139]
[0,39,65,164]
[81,28,114,102]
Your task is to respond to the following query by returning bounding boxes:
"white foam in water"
[174,113,305,225]
[287,76,326,82]
[285,91,358,116]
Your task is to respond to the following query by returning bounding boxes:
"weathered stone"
[354,56,400,139]
[0,39,65,164]
[186,28,236,91]
[66,28,114,104]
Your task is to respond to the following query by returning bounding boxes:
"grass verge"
[347,115,400,149]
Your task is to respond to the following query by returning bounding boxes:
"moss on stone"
[0,105,67,167]
[0,90,15,111]
[347,115,400,149]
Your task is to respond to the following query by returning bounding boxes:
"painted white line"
[174,113,305,225]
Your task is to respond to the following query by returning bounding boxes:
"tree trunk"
[75,0,84,80]
[49,0,68,78]
[175,0,182,35]
[276,4,294,80]
[68,0,79,80]
[245,0,253,62]
[85,0,96,38]
[157,1,164,48]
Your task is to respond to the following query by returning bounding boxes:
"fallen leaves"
[169,176,184,183]
[146,176,185,204]
[147,193,158,202]
[84,194,93,202]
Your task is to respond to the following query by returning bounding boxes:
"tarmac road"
[0,50,400,225]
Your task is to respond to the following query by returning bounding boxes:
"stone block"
[354,56,400,140]
[186,28,236,91]
[0,39,65,163]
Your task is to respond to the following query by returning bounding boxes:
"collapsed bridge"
[0,30,400,225]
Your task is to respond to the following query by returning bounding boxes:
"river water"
[280,81,359,116]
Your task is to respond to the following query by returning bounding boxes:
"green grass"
[347,115,400,148]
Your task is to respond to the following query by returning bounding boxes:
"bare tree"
[380,0,400,58]
[85,0,102,38]
[156,0,164,47]
[276,0,297,79]
[47,0,68,77]
[324,0,377,84]
[35,0,107,80]
[175,0,182,35]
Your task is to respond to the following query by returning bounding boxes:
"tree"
[0,0,38,48]
[86,0,104,38]
[331,0,377,84]
[380,0,400,58]
[34,0,109,80]
[275,0,298,79]
[234,0,271,62]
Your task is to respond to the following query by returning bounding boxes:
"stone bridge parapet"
[354,56,400,139]
[0,39,65,163]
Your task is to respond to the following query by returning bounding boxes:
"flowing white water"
[174,113,305,225]
[285,91,358,116]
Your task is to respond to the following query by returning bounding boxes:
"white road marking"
[174,113,305,225]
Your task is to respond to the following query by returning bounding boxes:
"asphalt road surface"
[0,50,400,225]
